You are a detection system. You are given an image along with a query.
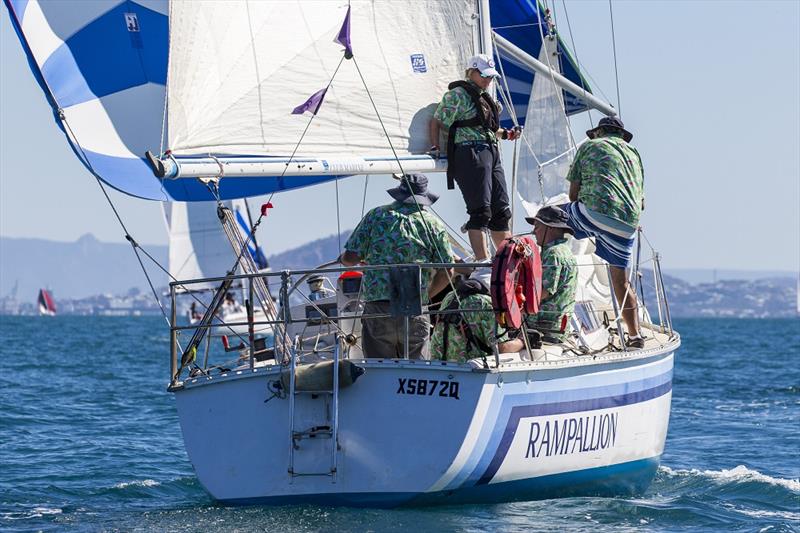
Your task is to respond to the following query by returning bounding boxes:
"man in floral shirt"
[525,206,577,343]
[562,116,644,347]
[429,54,521,261]
[341,174,453,359]
[431,273,523,362]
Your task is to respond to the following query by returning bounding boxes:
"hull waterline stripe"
[220,456,661,508]
[475,379,673,485]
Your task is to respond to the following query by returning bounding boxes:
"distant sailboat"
[37,289,56,316]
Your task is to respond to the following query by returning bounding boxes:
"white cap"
[467,54,499,78]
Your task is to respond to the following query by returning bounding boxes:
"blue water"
[1,317,798,532]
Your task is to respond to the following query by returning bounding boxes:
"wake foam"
[660,465,800,493]
[1,507,63,521]
[113,479,161,489]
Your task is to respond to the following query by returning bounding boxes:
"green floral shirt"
[526,238,577,341]
[431,292,503,362]
[344,202,453,303]
[566,133,644,226]
[434,82,500,144]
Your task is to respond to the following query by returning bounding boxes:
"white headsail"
[163,202,236,289]
[515,35,576,217]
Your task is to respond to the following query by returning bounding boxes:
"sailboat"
[37,288,56,316]
[6,0,679,507]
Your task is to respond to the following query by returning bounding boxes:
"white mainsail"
[167,0,476,158]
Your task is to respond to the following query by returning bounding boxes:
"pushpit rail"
[167,255,675,388]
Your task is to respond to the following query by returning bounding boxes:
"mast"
[478,0,493,57]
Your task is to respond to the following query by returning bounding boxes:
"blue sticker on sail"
[410,54,427,73]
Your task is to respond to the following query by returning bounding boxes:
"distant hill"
[268,231,352,272]
[0,231,354,300]
[0,234,169,300]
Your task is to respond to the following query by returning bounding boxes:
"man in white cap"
[429,54,521,261]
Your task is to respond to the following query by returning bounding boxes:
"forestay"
[167,0,475,158]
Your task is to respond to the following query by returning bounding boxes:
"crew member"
[431,272,524,362]
[340,174,454,359]
[525,206,578,343]
[307,274,335,301]
[429,54,521,261]
[562,116,644,347]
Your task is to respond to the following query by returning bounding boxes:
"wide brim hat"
[307,274,325,283]
[525,205,574,234]
[586,116,633,143]
[387,173,439,206]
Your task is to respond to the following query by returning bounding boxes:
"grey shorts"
[451,142,511,231]
[361,301,430,359]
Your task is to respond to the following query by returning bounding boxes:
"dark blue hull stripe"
[222,456,661,508]
[476,380,673,485]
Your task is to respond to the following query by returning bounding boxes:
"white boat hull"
[174,339,677,507]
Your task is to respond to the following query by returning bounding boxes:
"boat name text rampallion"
[525,412,619,459]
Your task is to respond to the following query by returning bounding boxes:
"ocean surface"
[0,316,797,532]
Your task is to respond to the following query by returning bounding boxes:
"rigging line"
[543,0,614,115]
[360,175,370,218]
[335,177,342,252]
[608,0,622,115]
[59,118,174,329]
[262,54,347,209]
[534,6,578,149]
[557,0,594,128]
[350,55,463,305]
[493,45,545,169]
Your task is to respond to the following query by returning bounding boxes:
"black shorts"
[451,142,511,231]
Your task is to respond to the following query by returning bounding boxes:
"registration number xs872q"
[396,378,460,400]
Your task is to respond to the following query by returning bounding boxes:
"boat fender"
[490,235,543,329]
[280,360,365,392]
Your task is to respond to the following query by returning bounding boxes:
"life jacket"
[491,235,543,330]
[439,278,494,359]
[445,80,501,190]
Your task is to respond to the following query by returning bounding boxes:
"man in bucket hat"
[429,54,521,261]
[524,206,578,343]
[340,174,454,359]
[562,116,645,347]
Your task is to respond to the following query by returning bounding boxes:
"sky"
[1,0,798,273]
